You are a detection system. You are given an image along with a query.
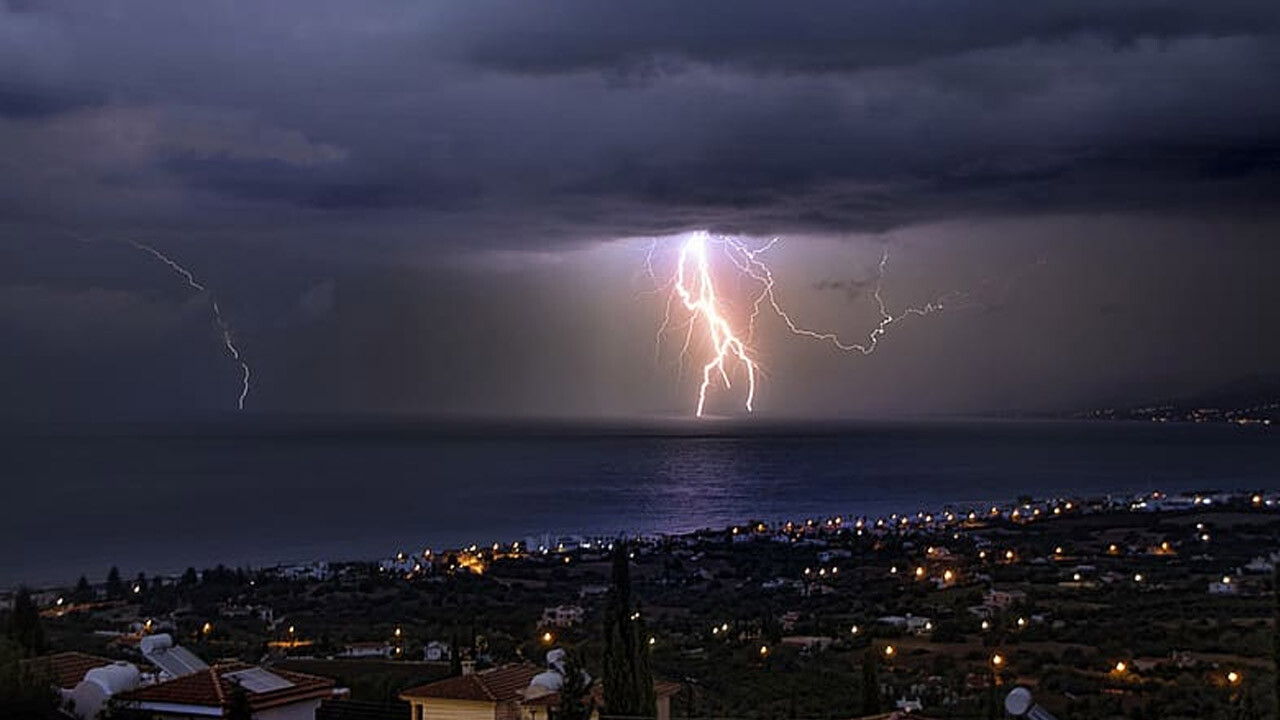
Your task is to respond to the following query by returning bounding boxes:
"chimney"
[461,660,476,676]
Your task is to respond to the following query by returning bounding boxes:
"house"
[318,698,410,720]
[116,662,336,719]
[578,585,609,599]
[399,654,679,720]
[540,605,585,628]
[141,633,210,679]
[21,651,126,720]
[906,616,934,636]
[982,589,1026,609]
[424,641,452,662]
[340,641,396,659]
[780,636,835,652]
[1208,580,1238,595]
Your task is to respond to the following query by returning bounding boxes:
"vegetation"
[0,638,56,717]
[555,650,595,720]
[602,540,655,718]
[6,588,45,657]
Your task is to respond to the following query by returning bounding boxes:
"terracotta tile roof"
[21,652,115,689]
[116,662,335,712]
[404,665,680,707]
[400,664,541,703]
[521,678,682,707]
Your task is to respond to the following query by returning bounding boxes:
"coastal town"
[3,489,1278,719]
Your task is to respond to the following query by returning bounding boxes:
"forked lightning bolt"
[672,233,759,417]
[652,231,965,417]
[128,240,251,411]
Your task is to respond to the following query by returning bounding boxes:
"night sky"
[2,1,1279,420]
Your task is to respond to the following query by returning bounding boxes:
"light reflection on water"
[2,420,1277,586]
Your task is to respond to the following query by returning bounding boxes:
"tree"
[555,651,595,720]
[602,539,655,718]
[106,566,125,600]
[226,681,253,720]
[860,648,880,715]
[181,567,199,587]
[450,627,462,676]
[0,637,56,717]
[6,588,45,657]
[1274,562,1279,715]
[72,575,94,604]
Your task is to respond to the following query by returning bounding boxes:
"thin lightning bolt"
[652,231,966,417]
[128,240,251,411]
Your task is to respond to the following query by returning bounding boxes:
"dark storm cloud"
[0,0,1276,247]
[2,1,1280,418]
[441,1,1280,75]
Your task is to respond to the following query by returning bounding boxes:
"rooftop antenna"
[1005,687,1059,719]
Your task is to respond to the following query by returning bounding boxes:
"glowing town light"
[1227,671,1241,685]
[883,645,896,658]
[650,231,965,416]
[992,653,1005,667]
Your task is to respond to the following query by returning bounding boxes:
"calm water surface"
[2,419,1277,587]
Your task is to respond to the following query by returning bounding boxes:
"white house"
[424,641,452,662]
[540,605,585,628]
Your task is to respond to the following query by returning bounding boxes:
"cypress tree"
[6,588,44,657]
[860,648,879,715]
[106,566,124,600]
[1273,561,1279,715]
[450,627,462,676]
[603,540,655,718]
[555,650,594,720]
[73,575,94,604]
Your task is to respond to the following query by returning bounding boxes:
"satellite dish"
[1005,687,1034,716]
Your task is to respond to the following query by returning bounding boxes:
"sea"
[2,418,1277,589]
